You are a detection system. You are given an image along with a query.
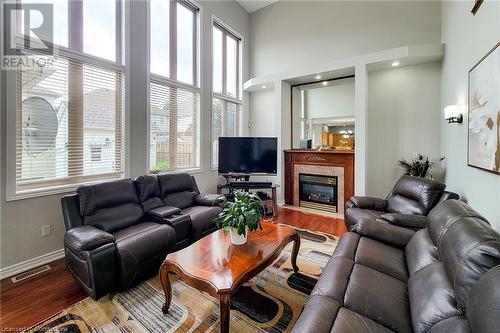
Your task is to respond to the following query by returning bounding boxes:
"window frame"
[147,0,201,174]
[211,18,243,170]
[5,0,125,200]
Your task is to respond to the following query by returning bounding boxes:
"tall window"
[149,0,200,173]
[212,21,242,168]
[13,0,124,195]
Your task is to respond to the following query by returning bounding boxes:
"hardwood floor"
[0,206,347,330]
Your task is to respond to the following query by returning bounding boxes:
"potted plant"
[215,192,264,245]
[398,154,444,179]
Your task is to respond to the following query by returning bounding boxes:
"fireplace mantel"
[284,149,354,214]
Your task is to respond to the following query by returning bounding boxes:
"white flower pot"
[230,226,248,245]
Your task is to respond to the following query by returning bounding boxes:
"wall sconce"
[444,105,463,124]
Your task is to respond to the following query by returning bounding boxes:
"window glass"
[226,36,237,97]
[83,0,116,61]
[21,0,68,47]
[150,0,170,77]
[212,27,223,94]
[176,3,194,84]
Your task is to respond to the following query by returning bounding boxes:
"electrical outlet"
[41,225,51,237]
[412,152,418,158]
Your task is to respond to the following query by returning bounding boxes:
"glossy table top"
[164,221,297,292]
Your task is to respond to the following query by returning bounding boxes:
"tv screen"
[218,137,278,174]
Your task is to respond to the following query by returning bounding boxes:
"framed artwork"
[468,42,500,175]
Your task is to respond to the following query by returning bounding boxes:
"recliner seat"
[62,179,176,300]
[345,175,459,230]
[292,199,500,333]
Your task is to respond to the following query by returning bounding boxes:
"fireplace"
[299,173,338,213]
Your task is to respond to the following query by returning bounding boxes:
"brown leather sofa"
[291,199,500,333]
[345,175,459,230]
[62,174,225,300]
[135,173,226,249]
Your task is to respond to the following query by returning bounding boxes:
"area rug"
[27,227,337,333]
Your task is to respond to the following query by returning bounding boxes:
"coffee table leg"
[160,265,172,314]
[291,234,301,274]
[219,293,230,333]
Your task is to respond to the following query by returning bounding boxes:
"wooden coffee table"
[159,221,301,333]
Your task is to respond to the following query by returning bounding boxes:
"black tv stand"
[217,173,279,218]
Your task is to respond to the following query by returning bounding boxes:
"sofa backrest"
[158,173,198,209]
[77,179,143,233]
[386,175,446,215]
[406,200,500,333]
[135,175,164,212]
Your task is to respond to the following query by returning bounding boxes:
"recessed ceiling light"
[315,74,322,80]
[392,61,400,67]
[322,81,328,86]
[262,85,266,89]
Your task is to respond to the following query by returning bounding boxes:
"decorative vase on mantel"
[215,192,263,246]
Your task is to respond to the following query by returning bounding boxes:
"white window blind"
[150,81,200,173]
[15,51,125,193]
[149,0,200,173]
[212,21,242,168]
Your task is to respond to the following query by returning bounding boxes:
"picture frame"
[467,42,500,175]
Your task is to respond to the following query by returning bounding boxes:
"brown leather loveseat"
[292,199,500,333]
[345,175,459,230]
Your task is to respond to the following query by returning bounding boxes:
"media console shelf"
[217,175,279,218]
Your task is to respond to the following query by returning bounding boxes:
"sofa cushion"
[135,175,164,212]
[386,176,445,216]
[158,173,197,195]
[408,263,461,333]
[78,179,143,233]
[355,237,408,282]
[344,207,383,229]
[466,265,500,333]
[427,199,487,249]
[344,264,412,333]
[114,222,175,288]
[164,191,197,209]
[427,317,471,333]
[83,203,143,233]
[182,205,221,239]
[78,179,138,216]
[311,257,354,303]
[405,229,439,275]
[439,216,500,310]
[331,307,395,333]
[290,295,340,333]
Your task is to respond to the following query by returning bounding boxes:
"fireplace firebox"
[299,173,338,213]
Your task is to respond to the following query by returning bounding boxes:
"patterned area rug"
[27,227,337,333]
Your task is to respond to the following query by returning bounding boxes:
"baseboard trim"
[0,248,65,280]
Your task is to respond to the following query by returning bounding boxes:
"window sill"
[150,168,202,176]
[7,176,125,202]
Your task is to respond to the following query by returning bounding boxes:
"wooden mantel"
[283,149,355,210]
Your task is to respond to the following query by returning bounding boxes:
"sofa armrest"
[64,225,115,252]
[195,193,227,207]
[380,213,427,229]
[352,218,415,249]
[148,206,181,218]
[347,196,388,211]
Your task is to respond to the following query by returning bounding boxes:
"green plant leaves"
[214,192,264,236]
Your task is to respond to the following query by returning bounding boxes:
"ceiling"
[236,0,279,13]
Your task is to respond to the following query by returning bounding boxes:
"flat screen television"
[218,137,278,174]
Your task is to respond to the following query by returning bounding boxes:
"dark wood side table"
[160,221,300,333]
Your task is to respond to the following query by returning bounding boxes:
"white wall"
[441,1,500,228]
[0,0,250,270]
[250,1,441,77]
[305,80,355,120]
[367,62,442,197]
[249,89,276,136]
[248,0,441,197]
